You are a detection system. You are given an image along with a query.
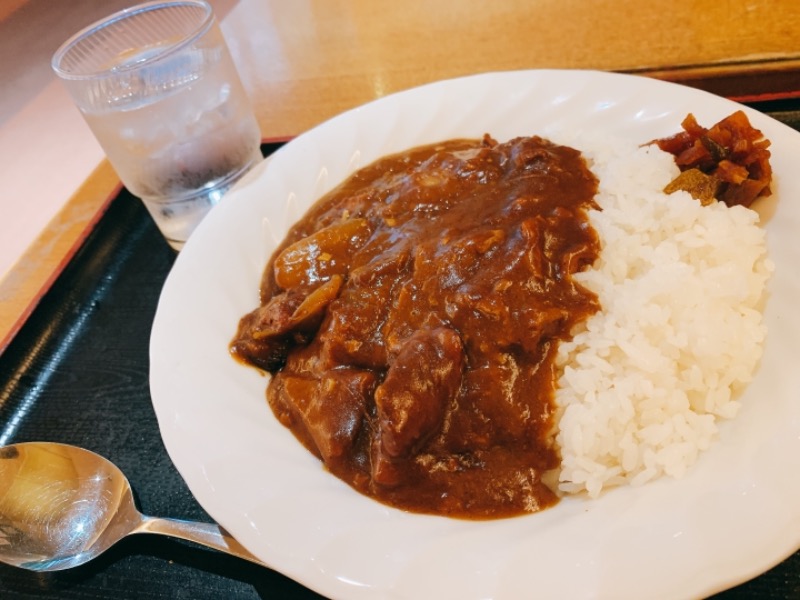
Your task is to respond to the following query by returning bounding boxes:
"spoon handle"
[135,516,266,566]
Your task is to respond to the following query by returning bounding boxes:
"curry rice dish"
[231,117,772,519]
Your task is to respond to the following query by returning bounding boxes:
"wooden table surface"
[224,0,800,140]
[3,0,800,349]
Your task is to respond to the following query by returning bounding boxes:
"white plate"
[150,70,800,599]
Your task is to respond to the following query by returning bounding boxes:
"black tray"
[0,129,798,598]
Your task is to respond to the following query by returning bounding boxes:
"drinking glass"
[52,0,263,250]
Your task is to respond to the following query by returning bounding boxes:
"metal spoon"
[0,442,264,572]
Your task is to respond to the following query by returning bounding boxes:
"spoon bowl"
[0,442,263,571]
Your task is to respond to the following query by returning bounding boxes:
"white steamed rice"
[552,136,774,498]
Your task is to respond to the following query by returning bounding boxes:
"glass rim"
[51,0,214,81]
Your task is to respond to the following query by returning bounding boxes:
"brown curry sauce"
[231,135,600,519]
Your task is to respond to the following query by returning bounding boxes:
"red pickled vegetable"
[651,110,772,208]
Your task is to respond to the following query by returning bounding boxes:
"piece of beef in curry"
[231,135,601,519]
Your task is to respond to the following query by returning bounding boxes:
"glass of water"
[52,0,263,250]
